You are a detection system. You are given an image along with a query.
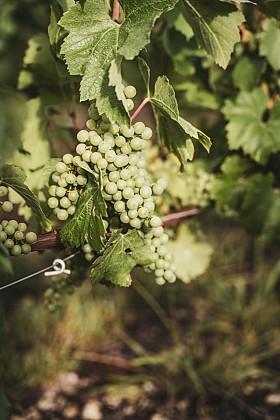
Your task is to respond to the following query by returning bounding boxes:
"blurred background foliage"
[1,0,280,418]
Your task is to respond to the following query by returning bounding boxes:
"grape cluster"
[0,186,14,213]
[47,156,88,221]
[47,84,177,285]
[0,219,37,256]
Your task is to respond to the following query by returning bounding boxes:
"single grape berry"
[1,201,13,213]
[0,186,8,198]
[25,232,38,244]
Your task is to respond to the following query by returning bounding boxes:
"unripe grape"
[115,154,129,168]
[128,209,138,219]
[25,232,37,244]
[63,153,74,164]
[113,191,122,201]
[150,216,162,228]
[4,225,15,236]
[83,243,92,253]
[157,246,167,257]
[21,243,31,254]
[140,185,152,199]
[135,177,145,188]
[5,239,14,249]
[155,269,164,277]
[120,212,130,224]
[18,222,27,232]
[58,178,68,188]
[108,171,120,182]
[109,123,120,135]
[117,179,127,190]
[56,162,67,173]
[0,186,8,197]
[127,165,138,177]
[68,190,79,202]
[120,125,134,138]
[82,150,92,162]
[120,169,131,180]
[127,197,139,210]
[11,245,22,256]
[101,113,110,123]
[129,218,141,229]
[124,85,136,99]
[144,201,155,212]
[98,141,111,154]
[105,182,118,195]
[8,220,18,228]
[121,144,132,155]
[97,158,108,170]
[114,201,125,213]
[99,121,110,131]
[152,238,161,248]
[141,127,153,140]
[73,156,82,166]
[126,99,134,111]
[155,277,166,285]
[122,188,134,200]
[77,129,89,143]
[102,219,109,230]
[60,197,71,209]
[52,172,60,183]
[105,150,116,162]
[85,253,94,262]
[66,173,77,184]
[1,201,13,213]
[14,230,24,241]
[0,232,7,242]
[88,105,100,120]
[91,152,102,164]
[86,119,96,130]
[153,183,164,196]
[115,135,126,148]
[131,137,143,151]
[56,187,66,198]
[90,133,102,146]
[138,207,149,219]
[133,122,145,134]
[57,209,69,221]
[67,205,76,215]
[152,226,164,237]
[161,233,169,244]
[49,185,57,196]
[76,175,87,186]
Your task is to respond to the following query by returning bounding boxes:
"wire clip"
[44,259,71,277]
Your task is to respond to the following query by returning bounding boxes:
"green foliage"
[0,165,51,232]
[259,18,280,71]
[91,230,153,287]
[223,88,280,164]
[60,176,106,252]
[181,0,244,69]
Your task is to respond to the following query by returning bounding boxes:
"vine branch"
[112,0,121,23]
[31,207,200,252]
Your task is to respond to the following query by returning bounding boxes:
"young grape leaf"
[259,18,280,71]
[151,76,211,169]
[60,175,106,252]
[59,0,178,122]
[90,230,153,287]
[167,224,213,284]
[223,88,280,164]
[0,164,52,232]
[181,0,244,69]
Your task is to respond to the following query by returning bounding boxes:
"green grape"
[128,209,137,219]
[120,125,134,138]
[133,122,145,134]
[150,216,162,228]
[124,85,136,99]
[115,136,126,148]
[63,153,74,164]
[8,220,18,228]
[109,171,120,182]
[68,190,79,202]
[115,154,129,168]
[140,186,152,199]
[65,173,77,184]
[91,152,102,164]
[11,245,22,256]
[58,178,68,188]
[1,201,13,213]
[4,239,14,249]
[48,197,59,209]
[4,225,15,236]
[105,150,116,162]
[90,133,102,146]
[56,187,66,198]
[120,212,130,224]
[138,207,149,219]
[86,119,96,130]
[60,197,71,209]
[49,185,57,196]
[77,129,89,143]
[18,222,27,232]
[0,231,7,242]
[97,158,108,170]
[122,187,134,200]
[76,175,87,186]
[141,127,153,140]
[25,232,37,244]
[153,183,164,196]
[56,161,67,173]
[131,137,143,151]
[114,201,125,213]
[113,191,122,201]
[126,99,134,111]
[129,218,141,229]
[117,179,127,190]
[21,243,31,254]
[0,186,8,197]
[57,209,69,221]
[121,144,132,155]
[126,197,138,210]
[105,182,118,195]
[67,205,76,215]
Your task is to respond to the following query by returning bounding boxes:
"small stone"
[82,401,103,420]
[59,372,79,396]
[63,404,80,419]
[150,414,169,420]
[265,393,280,405]
[37,398,56,412]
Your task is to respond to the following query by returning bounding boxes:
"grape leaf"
[60,176,106,252]
[90,230,153,287]
[232,56,265,91]
[259,18,280,71]
[167,224,213,284]
[223,88,280,164]
[151,76,211,169]
[181,0,244,69]
[0,164,52,232]
[59,0,178,122]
